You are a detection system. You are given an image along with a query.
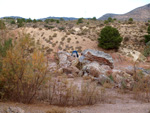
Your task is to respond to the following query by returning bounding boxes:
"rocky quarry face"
[53,49,150,89]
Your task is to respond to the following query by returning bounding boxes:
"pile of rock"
[57,51,80,77]
[53,49,139,89]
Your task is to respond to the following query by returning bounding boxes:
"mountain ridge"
[99,3,150,21]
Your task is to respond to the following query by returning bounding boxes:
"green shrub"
[77,18,83,24]
[143,41,150,57]
[107,17,113,22]
[0,20,6,30]
[37,20,42,22]
[113,18,117,21]
[104,20,109,24]
[33,19,37,23]
[11,20,16,24]
[98,26,123,49]
[144,35,150,43]
[0,38,12,72]
[128,18,133,24]
[144,26,150,43]
[26,18,32,23]
[18,22,24,28]
[60,18,64,21]
[17,18,26,23]
[59,27,65,31]
[92,17,96,21]
[56,20,59,23]
[148,25,150,34]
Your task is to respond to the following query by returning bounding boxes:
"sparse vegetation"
[39,77,105,106]
[133,72,150,102]
[46,107,67,113]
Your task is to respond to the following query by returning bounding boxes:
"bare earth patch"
[0,89,150,113]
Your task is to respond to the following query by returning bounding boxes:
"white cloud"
[0,0,149,19]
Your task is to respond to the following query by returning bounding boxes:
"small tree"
[104,20,109,24]
[108,17,113,22]
[92,17,97,21]
[143,41,150,57]
[148,25,150,34]
[128,18,133,24]
[98,26,123,49]
[56,20,59,23]
[33,19,37,23]
[0,20,6,30]
[60,18,64,21]
[0,33,48,103]
[77,18,83,24]
[11,20,16,24]
[26,18,32,23]
[144,26,150,43]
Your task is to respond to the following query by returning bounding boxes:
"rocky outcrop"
[57,51,79,76]
[82,62,111,77]
[79,49,114,69]
[79,49,114,84]
[6,107,24,113]
[112,70,134,89]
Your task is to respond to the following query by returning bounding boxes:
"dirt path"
[70,89,150,113]
[0,89,150,113]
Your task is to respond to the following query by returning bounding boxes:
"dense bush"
[107,17,113,22]
[143,41,150,57]
[128,18,133,24]
[92,17,97,21]
[144,26,150,43]
[0,38,12,72]
[0,20,6,30]
[11,20,16,24]
[33,19,37,23]
[56,20,59,23]
[26,18,32,23]
[0,33,48,103]
[148,25,150,34]
[18,22,24,28]
[98,26,123,49]
[77,18,83,24]
[104,20,109,24]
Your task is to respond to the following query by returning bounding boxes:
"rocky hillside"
[99,3,150,21]
[7,19,148,61]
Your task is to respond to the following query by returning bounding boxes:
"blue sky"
[0,0,149,19]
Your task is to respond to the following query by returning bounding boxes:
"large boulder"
[112,70,134,89]
[58,51,79,68]
[82,62,111,77]
[79,49,114,69]
[57,51,79,75]
[58,51,72,68]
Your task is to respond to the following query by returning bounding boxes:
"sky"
[0,0,149,19]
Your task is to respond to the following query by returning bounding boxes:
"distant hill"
[1,16,83,21]
[98,13,119,20]
[1,16,24,19]
[99,3,150,21]
[40,17,79,21]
